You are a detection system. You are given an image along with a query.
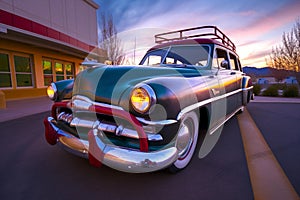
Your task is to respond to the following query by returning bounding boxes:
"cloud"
[237,39,279,67]
[228,0,300,40]
[238,40,262,47]
[95,0,300,67]
[245,49,271,60]
[97,0,195,31]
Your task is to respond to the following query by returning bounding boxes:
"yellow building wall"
[0,39,85,100]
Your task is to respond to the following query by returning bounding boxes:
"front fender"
[53,79,74,102]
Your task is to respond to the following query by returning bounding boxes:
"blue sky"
[94,0,300,67]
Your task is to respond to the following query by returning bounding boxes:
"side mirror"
[220,60,229,69]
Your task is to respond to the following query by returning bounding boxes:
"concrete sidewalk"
[252,96,300,103]
[0,96,52,123]
[0,95,300,123]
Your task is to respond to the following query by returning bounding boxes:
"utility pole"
[133,37,136,65]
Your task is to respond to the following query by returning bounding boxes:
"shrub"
[274,84,287,90]
[253,84,261,96]
[262,85,279,97]
[283,85,299,97]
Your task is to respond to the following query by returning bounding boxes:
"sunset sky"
[95,0,300,68]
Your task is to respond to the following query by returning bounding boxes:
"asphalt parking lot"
[0,97,299,200]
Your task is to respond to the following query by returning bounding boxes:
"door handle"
[230,72,236,75]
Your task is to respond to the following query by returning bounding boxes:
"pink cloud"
[229,1,300,40]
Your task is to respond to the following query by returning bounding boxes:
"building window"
[43,60,53,86]
[65,63,74,79]
[0,53,12,88]
[55,62,64,81]
[14,55,33,87]
[43,58,74,85]
[0,51,34,88]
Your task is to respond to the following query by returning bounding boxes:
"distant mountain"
[242,66,300,81]
[242,67,273,77]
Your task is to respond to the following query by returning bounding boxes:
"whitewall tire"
[169,111,199,173]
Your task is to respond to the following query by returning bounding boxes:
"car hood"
[73,65,205,106]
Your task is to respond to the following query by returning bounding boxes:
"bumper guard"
[44,117,178,173]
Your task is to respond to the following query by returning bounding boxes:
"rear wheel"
[169,111,199,173]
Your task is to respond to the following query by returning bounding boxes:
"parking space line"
[237,109,299,200]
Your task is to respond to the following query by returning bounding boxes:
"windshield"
[140,45,210,67]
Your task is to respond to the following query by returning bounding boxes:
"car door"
[214,48,239,116]
[229,53,244,108]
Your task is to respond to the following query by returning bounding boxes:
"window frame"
[13,53,34,88]
[42,58,75,86]
[0,50,35,89]
[0,52,12,89]
[229,52,241,71]
[43,59,53,86]
[213,47,230,70]
[140,45,211,68]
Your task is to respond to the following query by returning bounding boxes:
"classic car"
[44,26,253,173]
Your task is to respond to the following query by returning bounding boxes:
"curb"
[252,96,300,104]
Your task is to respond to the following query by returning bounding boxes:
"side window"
[237,59,242,71]
[164,57,183,65]
[214,48,229,69]
[165,57,175,64]
[229,53,239,71]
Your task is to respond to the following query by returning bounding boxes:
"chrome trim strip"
[177,88,244,120]
[72,95,124,111]
[242,86,253,91]
[136,117,178,126]
[70,117,163,141]
[147,133,163,141]
[226,88,243,96]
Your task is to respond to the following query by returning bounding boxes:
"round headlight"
[47,83,57,101]
[130,85,156,113]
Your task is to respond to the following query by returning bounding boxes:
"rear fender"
[241,76,253,106]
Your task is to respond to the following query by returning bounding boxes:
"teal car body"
[44,26,253,173]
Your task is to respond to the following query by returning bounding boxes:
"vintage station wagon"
[44,26,253,173]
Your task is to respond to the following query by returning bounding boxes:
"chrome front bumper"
[44,117,179,173]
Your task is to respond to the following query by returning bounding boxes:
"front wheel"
[169,111,199,173]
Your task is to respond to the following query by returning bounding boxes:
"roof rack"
[154,26,236,52]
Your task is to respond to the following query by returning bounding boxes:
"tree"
[99,13,124,65]
[267,19,300,72]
